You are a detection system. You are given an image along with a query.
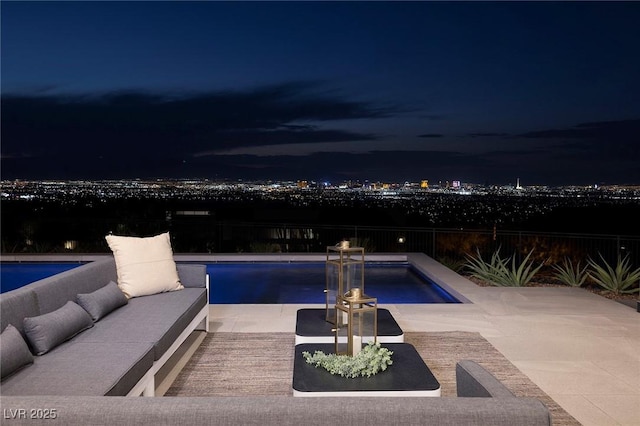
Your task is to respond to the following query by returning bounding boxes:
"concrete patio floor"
[206,256,640,426]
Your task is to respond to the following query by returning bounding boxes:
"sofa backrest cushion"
[23,301,94,355]
[0,324,34,380]
[176,264,207,288]
[29,258,118,315]
[76,281,128,322]
[0,288,40,337]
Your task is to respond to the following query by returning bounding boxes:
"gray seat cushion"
[0,342,154,396]
[73,288,207,360]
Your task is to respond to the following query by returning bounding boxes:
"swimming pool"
[206,262,460,304]
[0,261,461,304]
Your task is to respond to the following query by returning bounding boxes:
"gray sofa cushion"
[0,342,155,396]
[176,263,207,288]
[0,325,34,380]
[30,258,118,315]
[23,301,94,355]
[73,288,207,360]
[77,281,128,322]
[0,288,40,337]
[150,289,208,359]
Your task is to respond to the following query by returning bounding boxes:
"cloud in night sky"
[468,133,510,138]
[517,120,640,161]
[1,83,386,151]
[2,1,640,185]
[2,85,640,185]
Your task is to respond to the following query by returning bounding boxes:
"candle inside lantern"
[352,335,362,356]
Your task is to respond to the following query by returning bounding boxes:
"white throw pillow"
[105,232,183,299]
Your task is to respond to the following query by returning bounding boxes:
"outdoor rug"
[166,331,579,425]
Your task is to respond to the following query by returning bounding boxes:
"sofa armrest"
[456,360,516,398]
[176,264,207,288]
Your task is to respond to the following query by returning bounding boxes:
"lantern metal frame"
[334,288,378,357]
[325,246,365,324]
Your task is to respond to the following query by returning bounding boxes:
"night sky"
[2,1,640,185]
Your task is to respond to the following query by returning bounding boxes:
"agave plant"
[465,248,507,284]
[552,258,588,287]
[586,254,640,296]
[465,247,545,287]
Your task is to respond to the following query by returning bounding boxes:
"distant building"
[420,180,429,188]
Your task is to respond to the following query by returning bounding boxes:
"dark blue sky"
[2,1,640,185]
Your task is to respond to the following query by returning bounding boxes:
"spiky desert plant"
[465,247,545,287]
[552,258,589,287]
[464,248,507,283]
[586,254,640,296]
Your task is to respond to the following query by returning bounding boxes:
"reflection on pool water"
[1,261,461,304]
[206,262,460,304]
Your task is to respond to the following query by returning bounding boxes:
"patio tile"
[486,334,638,362]
[510,360,638,396]
[550,394,619,426]
[489,314,630,338]
[584,394,640,426]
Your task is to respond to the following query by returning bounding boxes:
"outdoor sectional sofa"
[0,255,551,426]
[0,256,209,397]
[0,360,551,425]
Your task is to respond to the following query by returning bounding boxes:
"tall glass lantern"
[334,288,377,356]
[325,245,365,324]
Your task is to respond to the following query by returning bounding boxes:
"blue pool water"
[1,262,460,304]
[206,262,460,304]
[1,263,86,293]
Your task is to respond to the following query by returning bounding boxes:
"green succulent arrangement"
[302,342,393,378]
